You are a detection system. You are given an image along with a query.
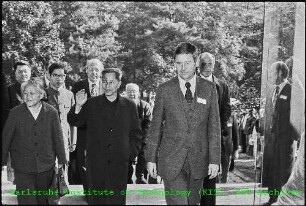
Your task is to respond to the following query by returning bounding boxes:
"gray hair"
[198,52,215,64]
[21,78,46,97]
[126,83,139,91]
[86,59,104,70]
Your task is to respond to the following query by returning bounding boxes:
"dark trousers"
[163,156,203,205]
[240,131,247,153]
[128,149,158,184]
[14,167,54,205]
[200,176,216,205]
[220,145,231,183]
[76,145,87,190]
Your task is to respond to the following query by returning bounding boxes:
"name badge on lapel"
[279,95,287,100]
[197,97,206,105]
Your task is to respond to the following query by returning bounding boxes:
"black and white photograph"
[1,2,305,205]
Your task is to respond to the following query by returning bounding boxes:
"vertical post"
[260,2,281,142]
[290,2,305,137]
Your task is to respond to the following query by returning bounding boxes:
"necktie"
[91,83,96,97]
[185,82,193,104]
[273,85,280,107]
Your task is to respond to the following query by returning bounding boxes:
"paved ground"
[2,153,269,205]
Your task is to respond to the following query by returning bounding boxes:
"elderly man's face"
[87,63,103,83]
[199,56,215,77]
[126,86,140,102]
[15,65,31,83]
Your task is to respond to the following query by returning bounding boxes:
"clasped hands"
[147,162,219,179]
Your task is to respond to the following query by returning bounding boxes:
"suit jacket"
[2,102,67,173]
[263,82,297,188]
[46,86,76,161]
[71,79,104,151]
[67,94,143,202]
[223,114,239,157]
[137,99,152,143]
[213,75,231,136]
[145,76,221,180]
[3,82,23,124]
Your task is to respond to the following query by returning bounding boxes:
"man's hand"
[208,164,219,179]
[69,144,76,152]
[147,162,157,179]
[75,89,88,113]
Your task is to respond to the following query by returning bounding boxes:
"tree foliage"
[2,2,297,109]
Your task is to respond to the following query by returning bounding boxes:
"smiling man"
[145,42,221,205]
[70,58,104,197]
[68,68,143,205]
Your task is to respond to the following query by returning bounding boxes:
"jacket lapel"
[83,79,91,98]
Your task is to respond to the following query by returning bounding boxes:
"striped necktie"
[91,83,97,97]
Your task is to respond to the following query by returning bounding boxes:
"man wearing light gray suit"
[145,42,221,205]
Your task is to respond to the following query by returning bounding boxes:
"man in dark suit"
[262,61,299,205]
[125,83,153,184]
[220,113,239,183]
[71,59,104,191]
[146,42,221,205]
[4,61,32,183]
[68,68,143,205]
[5,61,32,120]
[198,52,231,205]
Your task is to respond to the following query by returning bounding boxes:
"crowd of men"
[2,42,303,205]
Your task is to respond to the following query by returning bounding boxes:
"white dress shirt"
[178,74,196,97]
[272,79,288,103]
[88,79,100,97]
[200,74,213,82]
[27,102,42,120]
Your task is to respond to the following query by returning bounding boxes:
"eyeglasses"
[52,74,66,79]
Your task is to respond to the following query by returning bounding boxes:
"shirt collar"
[88,79,100,86]
[50,84,65,92]
[200,74,213,82]
[178,73,197,95]
[275,79,288,93]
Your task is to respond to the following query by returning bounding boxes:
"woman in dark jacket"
[2,79,67,205]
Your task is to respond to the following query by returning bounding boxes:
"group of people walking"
[2,42,303,205]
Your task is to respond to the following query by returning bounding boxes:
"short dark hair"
[174,42,198,62]
[14,61,30,72]
[48,63,66,75]
[274,61,289,78]
[102,68,123,81]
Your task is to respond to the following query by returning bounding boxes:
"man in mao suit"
[262,61,299,205]
[146,42,221,205]
[198,52,231,205]
[68,68,143,204]
[71,59,104,193]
